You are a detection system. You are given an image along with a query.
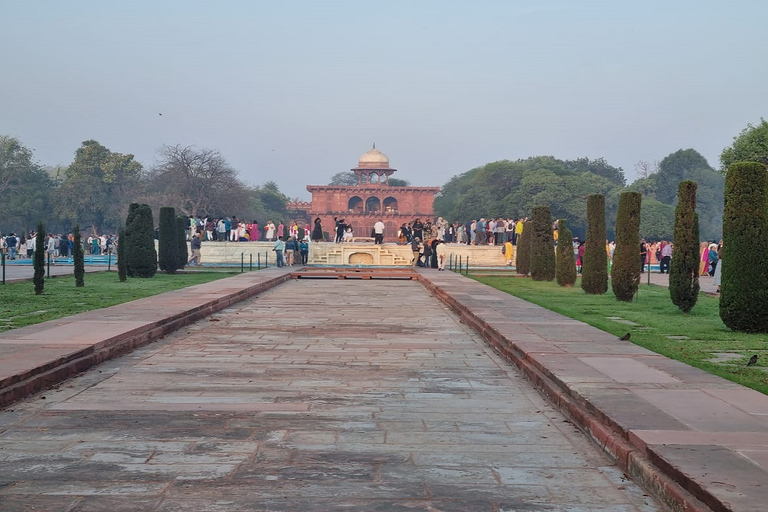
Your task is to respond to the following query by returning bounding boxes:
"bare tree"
[634,160,660,179]
[149,145,249,219]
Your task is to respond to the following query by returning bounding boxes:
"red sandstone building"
[287,146,440,242]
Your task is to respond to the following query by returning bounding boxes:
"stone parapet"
[189,241,512,267]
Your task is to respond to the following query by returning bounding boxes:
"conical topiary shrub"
[669,181,700,314]
[125,204,157,278]
[530,206,556,282]
[158,206,180,274]
[73,225,85,287]
[555,219,577,287]
[176,216,188,270]
[720,162,768,332]
[581,194,608,294]
[34,223,45,295]
[611,192,642,302]
[117,227,127,282]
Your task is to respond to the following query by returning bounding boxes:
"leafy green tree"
[328,171,359,185]
[611,192,642,302]
[176,216,188,269]
[251,181,290,223]
[530,207,556,281]
[73,225,85,287]
[669,181,700,313]
[33,224,45,295]
[0,136,55,233]
[388,178,410,187]
[55,140,144,235]
[434,156,624,240]
[639,198,675,240]
[630,149,723,240]
[125,204,157,278]
[720,162,768,332]
[158,207,180,273]
[581,194,608,294]
[564,157,626,186]
[117,227,127,282]
[516,221,532,276]
[555,219,577,287]
[721,119,768,169]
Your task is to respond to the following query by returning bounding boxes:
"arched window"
[348,196,363,213]
[383,196,398,212]
[365,196,381,213]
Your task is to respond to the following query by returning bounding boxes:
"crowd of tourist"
[0,231,118,263]
[0,214,724,286]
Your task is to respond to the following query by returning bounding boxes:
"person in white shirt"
[373,220,385,244]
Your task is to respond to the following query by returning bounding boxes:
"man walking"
[188,233,202,266]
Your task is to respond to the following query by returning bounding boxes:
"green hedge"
[125,204,157,278]
[73,225,84,287]
[581,194,608,294]
[555,219,577,287]
[34,223,45,295]
[158,207,180,274]
[669,181,700,313]
[530,206,555,281]
[176,216,188,269]
[611,192,642,301]
[516,221,532,276]
[720,162,768,331]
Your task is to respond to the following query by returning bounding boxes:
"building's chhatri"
[288,146,440,242]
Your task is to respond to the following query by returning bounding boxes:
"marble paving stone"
[0,280,662,511]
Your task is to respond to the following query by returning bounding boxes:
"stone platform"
[0,268,765,510]
[191,241,510,267]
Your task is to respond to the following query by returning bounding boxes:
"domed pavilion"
[288,146,440,242]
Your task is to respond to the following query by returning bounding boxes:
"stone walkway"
[0,276,661,511]
[0,267,764,511]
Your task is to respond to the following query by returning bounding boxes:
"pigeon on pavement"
[619,332,631,341]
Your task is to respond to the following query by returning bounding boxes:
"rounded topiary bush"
[720,162,768,332]
[516,221,532,276]
[581,194,608,294]
[530,206,555,281]
[669,181,700,313]
[158,206,180,274]
[611,192,642,302]
[555,219,577,287]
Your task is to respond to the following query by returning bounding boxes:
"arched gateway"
[287,146,440,242]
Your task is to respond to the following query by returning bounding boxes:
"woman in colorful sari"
[699,242,709,276]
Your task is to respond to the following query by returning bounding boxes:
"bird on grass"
[747,355,758,367]
[619,332,631,341]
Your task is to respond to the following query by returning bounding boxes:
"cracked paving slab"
[0,280,664,511]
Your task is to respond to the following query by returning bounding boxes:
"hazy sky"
[2,0,766,199]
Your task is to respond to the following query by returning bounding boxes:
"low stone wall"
[189,241,513,267]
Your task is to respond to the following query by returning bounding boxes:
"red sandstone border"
[417,273,715,512]
[0,271,292,409]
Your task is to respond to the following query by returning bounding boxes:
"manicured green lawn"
[473,275,768,395]
[0,271,236,333]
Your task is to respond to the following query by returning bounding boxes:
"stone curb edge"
[0,272,292,409]
[419,275,716,512]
